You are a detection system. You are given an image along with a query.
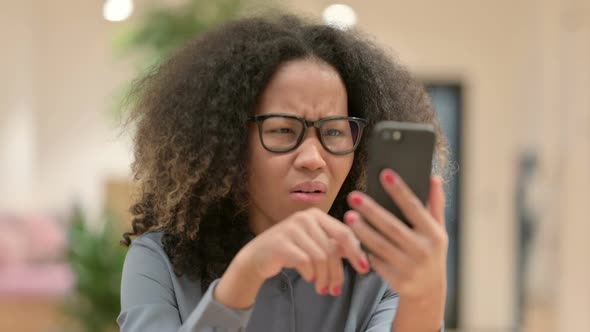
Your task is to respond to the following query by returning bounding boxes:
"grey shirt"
[117,231,404,332]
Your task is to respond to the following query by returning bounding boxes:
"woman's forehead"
[256,59,348,119]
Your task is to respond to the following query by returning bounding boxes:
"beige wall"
[33,0,139,219]
[549,0,590,330]
[0,0,36,212]
[1,0,588,330]
[0,0,136,218]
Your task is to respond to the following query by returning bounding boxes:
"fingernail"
[320,287,329,295]
[383,170,396,185]
[310,277,316,282]
[350,195,363,206]
[359,258,369,272]
[344,212,356,225]
[332,286,341,296]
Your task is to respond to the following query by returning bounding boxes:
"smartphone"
[366,121,436,228]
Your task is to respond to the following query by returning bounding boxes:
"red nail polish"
[332,286,341,296]
[384,171,396,185]
[344,213,355,225]
[351,195,362,206]
[320,287,329,295]
[359,259,369,271]
[310,277,316,282]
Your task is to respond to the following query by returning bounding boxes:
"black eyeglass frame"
[249,113,368,155]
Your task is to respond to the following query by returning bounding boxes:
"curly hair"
[121,13,449,292]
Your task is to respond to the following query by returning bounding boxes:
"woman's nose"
[292,135,327,171]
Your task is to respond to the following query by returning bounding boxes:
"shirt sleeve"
[117,237,254,332]
[364,286,399,331]
[364,287,445,332]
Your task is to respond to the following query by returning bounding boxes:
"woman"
[118,13,449,332]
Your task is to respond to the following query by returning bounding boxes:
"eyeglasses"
[249,114,368,155]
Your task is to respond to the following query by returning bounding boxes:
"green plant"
[64,206,126,332]
[111,0,247,118]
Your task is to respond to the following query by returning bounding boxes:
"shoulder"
[120,230,181,310]
[131,229,165,250]
[125,230,172,263]
[122,230,172,282]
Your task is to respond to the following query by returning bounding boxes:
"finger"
[346,191,418,254]
[427,175,446,229]
[344,210,412,272]
[309,209,370,274]
[379,169,437,235]
[281,242,314,282]
[327,239,344,296]
[298,213,337,294]
[290,219,329,294]
[305,212,344,296]
[290,227,324,283]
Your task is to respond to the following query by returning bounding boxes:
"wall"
[0,0,137,219]
[0,0,36,212]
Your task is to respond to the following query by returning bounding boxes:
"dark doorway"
[426,83,463,329]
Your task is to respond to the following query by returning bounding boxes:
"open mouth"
[289,181,328,203]
[292,190,324,194]
[290,189,326,204]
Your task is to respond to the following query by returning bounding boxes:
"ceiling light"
[103,0,134,22]
[322,4,357,30]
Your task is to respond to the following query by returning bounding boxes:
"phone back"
[367,121,435,226]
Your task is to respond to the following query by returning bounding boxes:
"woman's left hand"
[344,168,448,301]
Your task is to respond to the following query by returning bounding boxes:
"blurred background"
[1,0,589,331]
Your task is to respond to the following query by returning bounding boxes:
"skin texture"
[247,59,353,233]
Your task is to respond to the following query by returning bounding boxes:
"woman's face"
[247,59,354,233]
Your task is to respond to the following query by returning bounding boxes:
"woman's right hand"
[236,207,370,296]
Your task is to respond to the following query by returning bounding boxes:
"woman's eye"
[325,129,343,136]
[268,128,295,134]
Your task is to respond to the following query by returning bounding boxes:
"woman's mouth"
[289,181,328,204]
[289,191,326,203]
